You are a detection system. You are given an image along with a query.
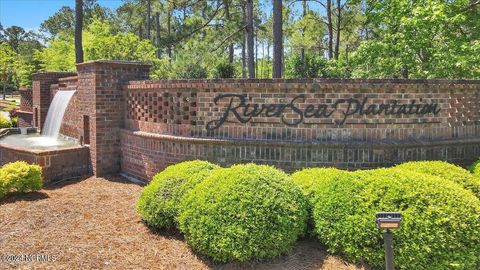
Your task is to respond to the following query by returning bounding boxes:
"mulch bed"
[0,176,366,270]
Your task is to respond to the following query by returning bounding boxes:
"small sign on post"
[376,212,402,270]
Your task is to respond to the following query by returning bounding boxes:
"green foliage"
[291,167,350,200]
[0,161,42,199]
[176,63,208,79]
[0,82,16,93]
[285,53,327,78]
[213,62,236,78]
[178,164,308,262]
[469,159,480,177]
[35,19,157,72]
[0,114,12,128]
[350,0,480,79]
[136,160,219,230]
[311,168,480,269]
[291,168,351,235]
[10,117,17,128]
[395,161,480,198]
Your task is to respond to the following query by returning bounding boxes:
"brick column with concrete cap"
[32,72,77,129]
[75,60,150,176]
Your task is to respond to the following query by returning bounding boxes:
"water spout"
[42,90,76,138]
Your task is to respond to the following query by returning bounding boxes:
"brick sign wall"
[24,62,480,182]
[121,79,480,181]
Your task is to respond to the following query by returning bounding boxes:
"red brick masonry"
[121,79,480,181]
[0,129,90,183]
[17,62,480,182]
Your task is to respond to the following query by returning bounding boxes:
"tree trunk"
[301,0,307,61]
[167,8,172,62]
[272,0,283,78]
[242,34,246,78]
[224,0,234,63]
[146,0,151,40]
[155,12,161,58]
[334,0,341,60]
[267,41,270,77]
[246,0,255,78]
[326,0,333,59]
[75,0,84,64]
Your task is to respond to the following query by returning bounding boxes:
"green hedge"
[0,161,42,199]
[395,161,480,198]
[178,164,308,262]
[311,168,480,270]
[469,159,480,177]
[136,160,219,230]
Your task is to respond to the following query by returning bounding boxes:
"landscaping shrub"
[0,114,12,129]
[311,168,480,270]
[178,164,308,262]
[469,159,480,177]
[291,168,352,235]
[291,168,350,200]
[177,63,208,79]
[136,160,219,230]
[0,161,42,198]
[10,117,18,128]
[213,62,236,78]
[395,160,480,198]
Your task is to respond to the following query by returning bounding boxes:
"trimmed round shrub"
[311,168,480,270]
[0,161,42,197]
[136,160,219,229]
[469,159,480,177]
[291,168,351,235]
[395,161,480,198]
[178,164,308,262]
[291,168,350,200]
[0,114,12,129]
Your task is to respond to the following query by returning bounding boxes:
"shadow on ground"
[0,191,49,205]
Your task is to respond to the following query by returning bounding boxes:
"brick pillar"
[32,72,77,129]
[76,60,150,176]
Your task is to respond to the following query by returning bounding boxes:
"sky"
[0,0,124,30]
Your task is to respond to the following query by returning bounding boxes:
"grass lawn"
[0,176,367,270]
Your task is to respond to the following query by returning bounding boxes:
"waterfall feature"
[42,90,76,138]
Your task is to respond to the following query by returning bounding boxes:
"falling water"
[42,90,76,138]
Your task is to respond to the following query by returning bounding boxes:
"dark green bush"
[177,63,208,79]
[136,160,219,230]
[285,53,327,79]
[0,161,42,199]
[469,159,480,177]
[395,161,480,198]
[178,164,308,262]
[213,62,236,78]
[10,117,18,128]
[311,168,480,270]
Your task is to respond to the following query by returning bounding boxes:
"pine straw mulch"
[0,176,368,270]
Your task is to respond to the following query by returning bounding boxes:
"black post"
[383,230,395,270]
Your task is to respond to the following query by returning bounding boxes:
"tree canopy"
[1,0,479,88]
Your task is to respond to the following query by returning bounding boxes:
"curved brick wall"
[120,79,480,181]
